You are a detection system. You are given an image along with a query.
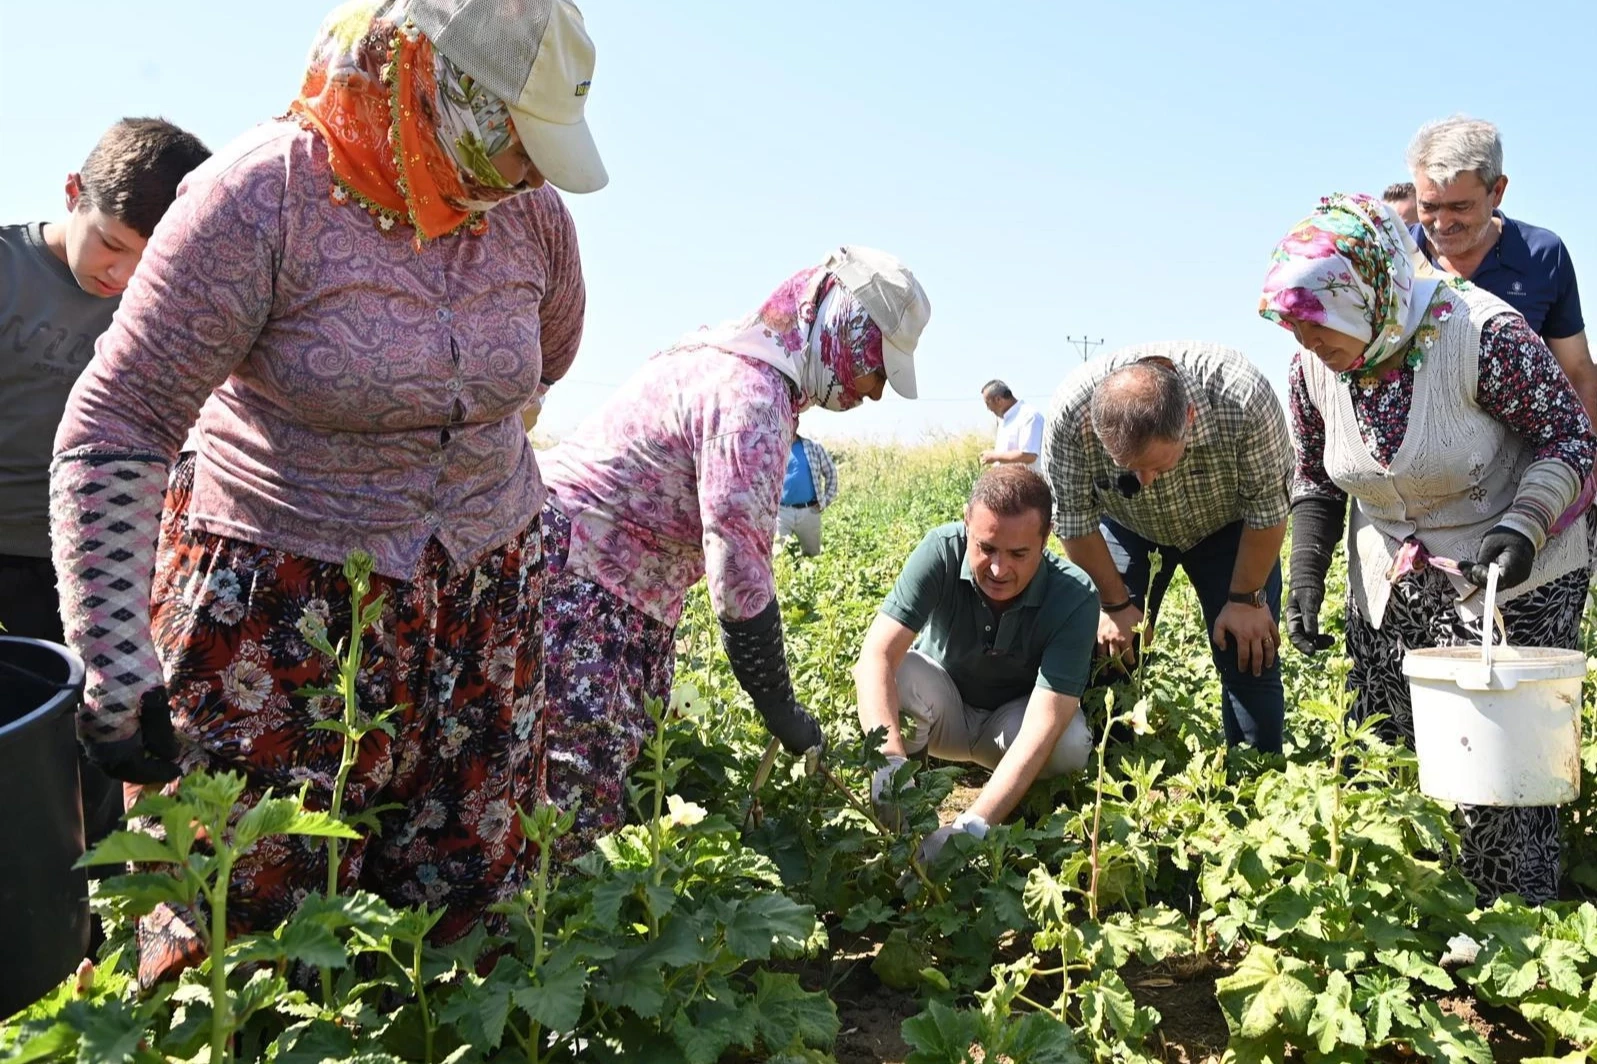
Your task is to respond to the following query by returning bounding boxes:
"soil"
[1123,958,1229,1063]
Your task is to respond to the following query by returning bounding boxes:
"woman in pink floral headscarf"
[1261,192,1594,904]
[537,246,929,858]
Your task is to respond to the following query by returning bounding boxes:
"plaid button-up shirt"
[1041,341,1292,551]
[799,437,839,511]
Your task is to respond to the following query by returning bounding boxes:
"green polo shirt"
[880,522,1098,709]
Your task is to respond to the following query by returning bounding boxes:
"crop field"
[9,435,1597,1063]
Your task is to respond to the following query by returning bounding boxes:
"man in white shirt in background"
[980,380,1046,474]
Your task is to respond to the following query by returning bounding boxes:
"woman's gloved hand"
[1285,494,1347,655]
[83,686,181,785]
[1464,526,1535,590]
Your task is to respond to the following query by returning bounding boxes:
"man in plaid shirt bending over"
[778,434,838,556]
[1041,341,1293,753]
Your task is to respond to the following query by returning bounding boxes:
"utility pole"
[1067,336,1104,362]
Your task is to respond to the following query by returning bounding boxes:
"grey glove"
[719,599,823,756]
[870,755,912,831]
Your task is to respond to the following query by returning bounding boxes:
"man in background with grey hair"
[1407,115,1594,419]
[1040,342,1292,754]
[980,379,1046,473]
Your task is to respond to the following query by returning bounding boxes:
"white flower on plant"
[669,684,707,718]
[664,794,706,829]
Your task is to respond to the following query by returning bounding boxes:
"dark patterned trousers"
[1346,558,1590,905]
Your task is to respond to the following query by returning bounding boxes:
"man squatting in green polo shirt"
[853,464,1098,863]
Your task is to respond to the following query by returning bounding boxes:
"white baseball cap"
[823,246,930,399]
[409,0,608,194]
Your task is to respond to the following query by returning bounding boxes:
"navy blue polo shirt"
[1411,213,1584,339]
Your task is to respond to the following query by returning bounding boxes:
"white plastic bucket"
[1403,564,1587,807]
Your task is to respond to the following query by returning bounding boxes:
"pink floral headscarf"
[1259,193,1442,378]
[669,264,885,412]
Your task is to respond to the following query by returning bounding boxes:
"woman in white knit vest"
[1260,192,1595,904]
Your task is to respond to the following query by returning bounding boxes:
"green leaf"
[672,997,757,1064]
[872,928,932,991]
[840,896,895,933]
[266,1018,357,1064]
[718,893,817,961]
[77,829,182,868]
[5,1022,78,1064]
[1214,945,1315,1038]
[1539,938,1587,997]
[232,915,349,969]
[438,970,513,1050]
[902,1000,981,1063]
[1375,948,1454,991]
[1520,991,1597,1045]
[1352,971,1418,1043]
[512,961,587,1032]
[92,870,195,915]
[1306,971,1366,1054]
[1003,1012,1084,1064]
[1131,904,1194,962]
[232,795,358,852]
[748,971,839,1050]
[1405,1001,1492,1063]
[1023,865,1071,926]
[68,999,145,1064]
[1079,970,1148,1042]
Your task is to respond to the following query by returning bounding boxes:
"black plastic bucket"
[0,636,87,1018]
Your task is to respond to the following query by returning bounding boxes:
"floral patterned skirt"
[137,457,545,986]
[540,501,676,863]
[1346,547,1592,905]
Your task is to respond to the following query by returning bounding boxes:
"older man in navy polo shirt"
[1407,115,1595,419]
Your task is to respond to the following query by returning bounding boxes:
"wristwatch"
[1227,587,1267,608]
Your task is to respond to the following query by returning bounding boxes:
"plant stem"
[815,762,941,899]
[527,818,556,1064]
[205,859,234,1064]
[414,937,435,1064]
[1086,694,1122,924]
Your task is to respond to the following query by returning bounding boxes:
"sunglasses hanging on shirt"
[1094,472,1143,499]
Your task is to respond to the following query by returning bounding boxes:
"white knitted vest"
[1299,284,1588,628]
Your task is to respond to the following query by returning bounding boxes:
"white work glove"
[918,811,990,864]
[870,755,913,831]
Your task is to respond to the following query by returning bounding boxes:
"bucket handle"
[1462,563,1510,691]
[1479,562,1501,669]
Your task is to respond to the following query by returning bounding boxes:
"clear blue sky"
[3,1,1593,441]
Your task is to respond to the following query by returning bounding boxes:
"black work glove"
[1464,526,1536,590]
[83,686,181,785]
[1285,495,1347,655]
[720,600,824,756]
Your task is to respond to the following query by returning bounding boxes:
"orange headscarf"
[289,0,526,244]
